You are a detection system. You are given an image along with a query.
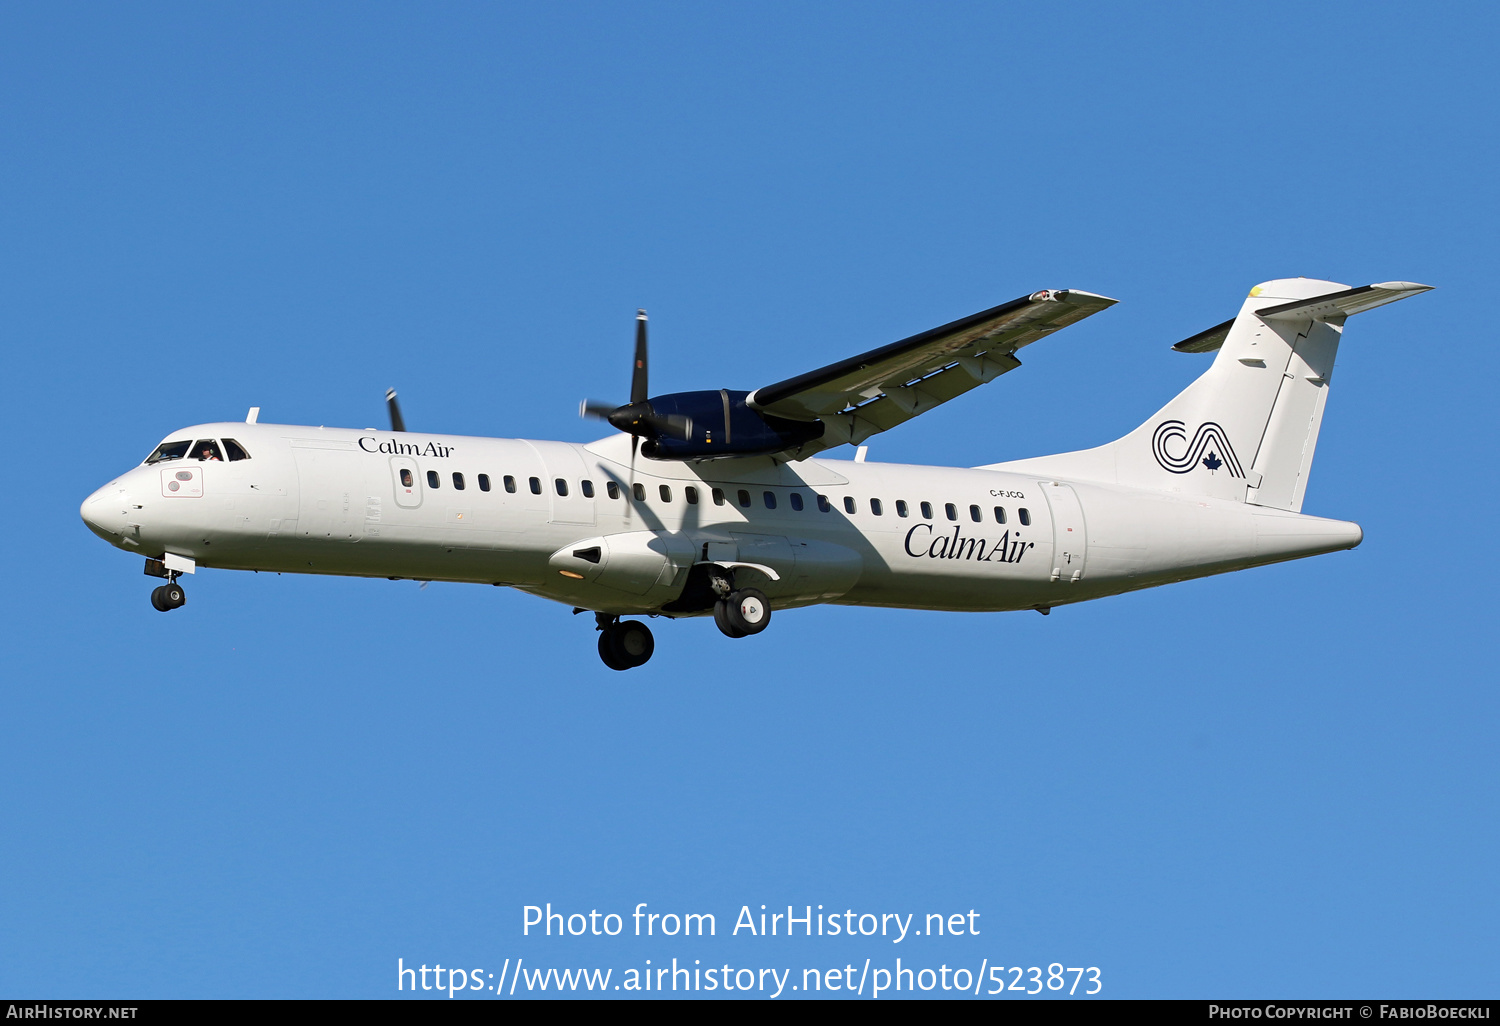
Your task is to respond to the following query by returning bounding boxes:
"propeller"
[580,310,693,443]
[386,388,406,432]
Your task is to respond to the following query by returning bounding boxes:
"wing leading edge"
[750,288,1116,458]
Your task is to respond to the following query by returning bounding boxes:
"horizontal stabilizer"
[1173,317,1235,354]
[1172,281,1433,354]
[1256,281,1433,321]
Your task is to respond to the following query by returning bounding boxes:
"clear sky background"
[2,1,1496,999]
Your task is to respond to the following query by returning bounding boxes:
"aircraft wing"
[749,289,1116,457]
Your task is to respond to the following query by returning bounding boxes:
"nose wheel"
[596,614,654,670]
[150,580,186,612]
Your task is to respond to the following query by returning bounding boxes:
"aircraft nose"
[80,483,130,543]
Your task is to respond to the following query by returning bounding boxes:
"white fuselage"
[81,421,1362,617]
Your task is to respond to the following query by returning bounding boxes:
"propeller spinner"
[580,310,693,442]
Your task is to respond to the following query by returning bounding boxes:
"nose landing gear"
[596,613,654,670]
[144,557,187,611]
[150,579,186,612]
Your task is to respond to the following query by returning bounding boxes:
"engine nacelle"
[639,389,823,460]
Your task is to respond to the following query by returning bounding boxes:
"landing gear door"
[391,456,422,508]
[1041,481,1087,583]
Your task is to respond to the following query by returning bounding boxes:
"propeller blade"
[630,309,649,405]
[386,388,406,432]
[580,399,618,420]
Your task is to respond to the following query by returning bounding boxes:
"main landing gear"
[712,586,771,638]
[596,613,654,671]
[708,567,771,639]
[590,570,773,670]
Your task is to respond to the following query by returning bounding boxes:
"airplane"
[81,277,1430,670]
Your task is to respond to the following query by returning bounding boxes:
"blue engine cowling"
[639,389,824,460]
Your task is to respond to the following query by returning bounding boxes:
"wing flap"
[817,352,1024,448]
[750,289,1116,423]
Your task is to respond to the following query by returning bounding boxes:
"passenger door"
[390,456,422,509]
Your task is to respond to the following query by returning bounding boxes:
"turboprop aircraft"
[81,277,1429,669]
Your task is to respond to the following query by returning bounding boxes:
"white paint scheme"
[80,278,1427,655]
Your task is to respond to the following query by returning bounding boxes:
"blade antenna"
[386,388,406,432]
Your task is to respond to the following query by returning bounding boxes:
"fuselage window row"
[406,470,1031,529]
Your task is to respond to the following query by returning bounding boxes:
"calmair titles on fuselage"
[81,278,1430,669]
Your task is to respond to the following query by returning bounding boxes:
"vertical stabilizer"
[987,279,1430,511]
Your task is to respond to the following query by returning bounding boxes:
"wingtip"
[1056,288,1120,305]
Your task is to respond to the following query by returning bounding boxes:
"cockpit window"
[192,440,224,461]
[222,438,251,461]
[145,440,191,464]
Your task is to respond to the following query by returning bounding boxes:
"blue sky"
[3,1,1496,999]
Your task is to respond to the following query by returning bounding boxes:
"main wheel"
[611,620,654,667]
[713,599,746,638]
[724,588,770,635]
[150,586,169,612]
[598,630,632,671]
[162,582,186,609]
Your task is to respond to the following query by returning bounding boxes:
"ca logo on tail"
[1151,420,1244,477]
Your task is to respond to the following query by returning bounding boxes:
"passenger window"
[945,503,957,521]
[843,496,857,514]
[659,485,672,502]
[400,469,414,487]
[920,501,933,519]
[994,506,1007,524]
[607,481,620,499]
[685,486,699,504]
[555,478,568,496]
[817,494,831,512]
[192,440,223,461]
[529,477,542,495]
[711,488,725,506]
[453,473,466,490]
[581,480,595,498]
[896,500,909,518]
[504,475,517,493]
[870,498,883,516]
[428,471,441,488]
[633,483,646,501]
[1018,508,1031,525]
[478,474,491,492]
[737,489,751,508]
[789,492,804,511]
[222,438,251,461]
[969,504,981,522]
[763,491,777,509]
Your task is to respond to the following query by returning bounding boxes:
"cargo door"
[291,437,367,542]
[1041,481,1087,583]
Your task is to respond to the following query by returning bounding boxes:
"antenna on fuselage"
[386,388,407,432]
